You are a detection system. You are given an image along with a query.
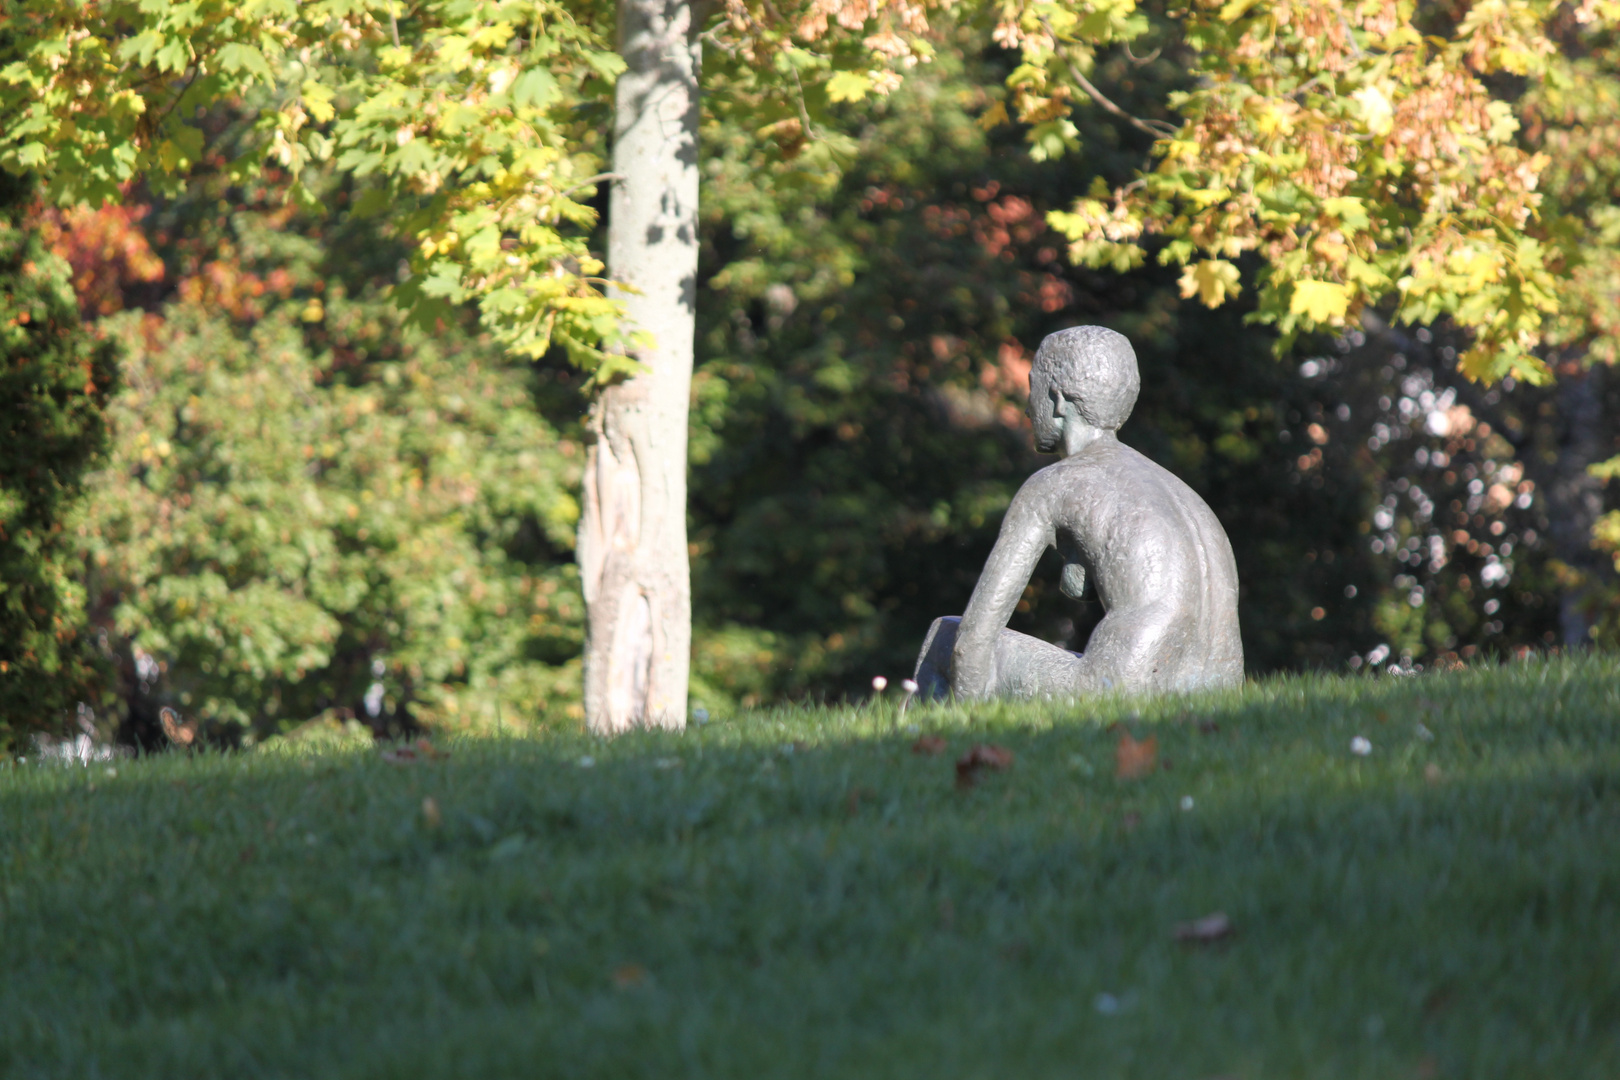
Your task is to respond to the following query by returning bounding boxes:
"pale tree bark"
[577,0,700,733]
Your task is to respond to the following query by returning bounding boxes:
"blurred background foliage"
[0,170,118,744]
[49,135,587,748]
[6,14,1615,748]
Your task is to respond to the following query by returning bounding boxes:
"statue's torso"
[1031,439,1243,689]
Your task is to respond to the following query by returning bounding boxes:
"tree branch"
[1039,17,1178,139]
[558,173,623,198]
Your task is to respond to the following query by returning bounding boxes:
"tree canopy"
[6,1,1614,380]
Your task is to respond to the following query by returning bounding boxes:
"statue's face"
[1026,362,1065,454]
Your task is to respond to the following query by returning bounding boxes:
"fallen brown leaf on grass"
[911,735,948,756]
[955,743,1014,789]
[1115,733,1158,779]
[382,738,450,765]
[1173,911,1233,944]
[612,963,648,989]
[160,707,197,747]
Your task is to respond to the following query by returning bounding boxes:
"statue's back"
[1048,442,1243,692]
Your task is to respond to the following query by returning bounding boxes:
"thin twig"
[1337,13,1368,58]
[149,65,202,138]
[1122,41,1161,66]
[697,25,737,56]
[389,5,402,48]
[1039,17,1178,139]
[1290,73,1328,101]
[558,173,622,198]
[788,64,818,142]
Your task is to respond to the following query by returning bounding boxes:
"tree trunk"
[1546,361,1608,647]
[578,0,700,733]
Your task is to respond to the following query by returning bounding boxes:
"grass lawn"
[3,657,1618,1079]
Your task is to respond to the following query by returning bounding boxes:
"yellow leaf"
[1352,85,1394,136]
[1179,259,1241,308]
[977,99,1010,131]
[1458,344,1500,382]
[302,80,335,124]
[826,71,873,104]
[1448,247,1501,291]
[1290,280,1351,323]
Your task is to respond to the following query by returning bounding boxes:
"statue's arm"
[951,482,1053,698]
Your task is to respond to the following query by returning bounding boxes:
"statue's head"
[1027,326,1139,453]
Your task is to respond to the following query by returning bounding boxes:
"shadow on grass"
[2,660,1618,1079]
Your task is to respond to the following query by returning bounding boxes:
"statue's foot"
[912,616,959,701]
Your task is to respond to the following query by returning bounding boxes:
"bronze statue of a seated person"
[914,326,1243,700]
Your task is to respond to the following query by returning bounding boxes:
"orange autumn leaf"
[382,738,450,765]
[955,743,1014,789]
[159,706,196,747]
[1115,732,1158,780]
[612,964,648,989]
[911,734,948,756]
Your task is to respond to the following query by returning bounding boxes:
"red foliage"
[37,201,164,318]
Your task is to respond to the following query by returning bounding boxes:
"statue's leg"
[915,616,1088,700]
[1074,601,1180,693]
[913,617,959,700]
[991,629,1088,698]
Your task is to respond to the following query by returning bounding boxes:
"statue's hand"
[1060,562,1086,600]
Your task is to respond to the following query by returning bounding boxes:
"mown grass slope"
[3,657,1618,1079]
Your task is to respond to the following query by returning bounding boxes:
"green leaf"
[217,43,271,79]
[511,68,557,108]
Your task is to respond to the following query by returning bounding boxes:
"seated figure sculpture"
[915,326,1243,700]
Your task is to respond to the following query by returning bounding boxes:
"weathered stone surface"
[915,326,1243,700]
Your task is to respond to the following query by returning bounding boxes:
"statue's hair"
[1033,326,1139,431]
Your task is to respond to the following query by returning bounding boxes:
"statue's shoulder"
[1110,440,1193,488]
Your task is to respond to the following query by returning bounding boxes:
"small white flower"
[578,755,595,768]
[1350,736,1373,756]
[901,678,919,694]
[871,676,888,692]
[1180,795,1195,811]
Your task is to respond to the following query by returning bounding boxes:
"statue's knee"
[913,616,960,699]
